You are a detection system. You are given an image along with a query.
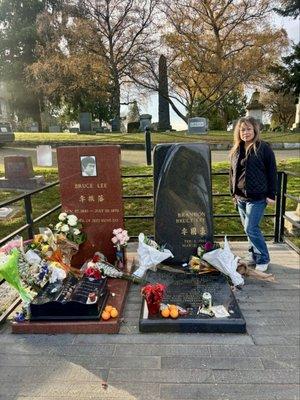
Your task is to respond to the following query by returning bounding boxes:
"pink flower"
[204,241,214,251]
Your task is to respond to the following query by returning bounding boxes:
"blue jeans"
[237,199,270,265]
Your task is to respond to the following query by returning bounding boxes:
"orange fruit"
[101,310,111,320]
[105,305,113,313]
[110,308,119,318]
[170,308,179,319]
[161,307,170,318]
[168,304,178,311]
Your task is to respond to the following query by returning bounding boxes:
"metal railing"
[0,170,299,323]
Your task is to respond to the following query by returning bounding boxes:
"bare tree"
[70,0,160,130]
[132,0,288,124]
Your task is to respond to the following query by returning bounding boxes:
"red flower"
[141,283,166,304]
[84,267,102,280]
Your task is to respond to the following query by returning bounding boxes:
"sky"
[127,14,300,131]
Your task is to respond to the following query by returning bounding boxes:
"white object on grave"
[37,145,53,166]
[0,207,13,218]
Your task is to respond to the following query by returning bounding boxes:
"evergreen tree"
[274,0,300,18]
[127,100,140,123]
[0,0,51,129]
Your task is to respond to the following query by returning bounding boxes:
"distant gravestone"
[188,117,208,134]
[57,146,124,265]
[139,114,152,131]
[70,127,79,133]
[79,112,92,132]
[4,156,34,180]
[292,95,300,132]
[37,145,53,167]
[0,156,45,189]
[110,117,120,132]
[29,122,39,132]
[0,122,12,133]
[49,125,61,133]
[246,90,264,123]
[154,143,213,264]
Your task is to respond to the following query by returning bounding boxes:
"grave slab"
[139,267,246,333]
[12,277,130,334]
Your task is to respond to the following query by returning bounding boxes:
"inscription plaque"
[139,268,246,333]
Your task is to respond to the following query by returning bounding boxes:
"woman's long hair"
[229,117,261,159]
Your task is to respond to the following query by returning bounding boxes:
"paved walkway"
[0,242,299,399]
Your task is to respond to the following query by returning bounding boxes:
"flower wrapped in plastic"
[81,252,144,284]
[111,228,129,270]
[141,283,166,315]
[0,249,32,302]
[133,233,173,278]
[202,236,244,287]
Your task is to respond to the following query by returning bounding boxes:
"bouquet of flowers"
[111,228,129,270]
[81,252,144,284]
[0,248,33,303]
[141,283,166,316]
[202,236,244,287]
[111,228,130,248]
[197,241,220,258]
[134,233,173,278]
[54,212,86,245]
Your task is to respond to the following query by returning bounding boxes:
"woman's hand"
[266,197,275,205]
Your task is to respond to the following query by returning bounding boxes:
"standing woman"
[229,117,277,272]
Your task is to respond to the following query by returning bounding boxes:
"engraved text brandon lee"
[176,211,207,248]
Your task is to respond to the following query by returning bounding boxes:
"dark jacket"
[230,141,277,200]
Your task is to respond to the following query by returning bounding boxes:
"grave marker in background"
[79,112,92,132]
[188,117,209,134]
[57,146,124,265]
[0,156,45,189]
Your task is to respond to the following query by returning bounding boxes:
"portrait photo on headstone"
[80,156,97,177]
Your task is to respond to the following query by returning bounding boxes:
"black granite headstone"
[154,143,213,264]
[139,268,246,333]
[79,112,92,132]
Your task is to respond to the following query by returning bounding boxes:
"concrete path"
[0,242,299,399]
[0,146,299,167]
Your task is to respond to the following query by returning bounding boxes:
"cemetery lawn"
[0,159,299,244]
[14,130,300,144]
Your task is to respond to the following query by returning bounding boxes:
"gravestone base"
[12,277,130,334]
[0,176,45,190]
[139,268,246,334]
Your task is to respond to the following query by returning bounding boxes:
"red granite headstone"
[57,146,124,266]
[4,156,34,180]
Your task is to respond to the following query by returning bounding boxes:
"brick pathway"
[0,242,299,400]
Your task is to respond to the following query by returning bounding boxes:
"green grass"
[14,130,300,144]
[0,159,299,243]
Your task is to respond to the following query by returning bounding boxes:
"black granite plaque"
[154,143,213,264]
[139,268,246,333]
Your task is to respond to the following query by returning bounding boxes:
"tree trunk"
[110,75,121,132]
[158,55,171,131]
[31,96,42,132]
